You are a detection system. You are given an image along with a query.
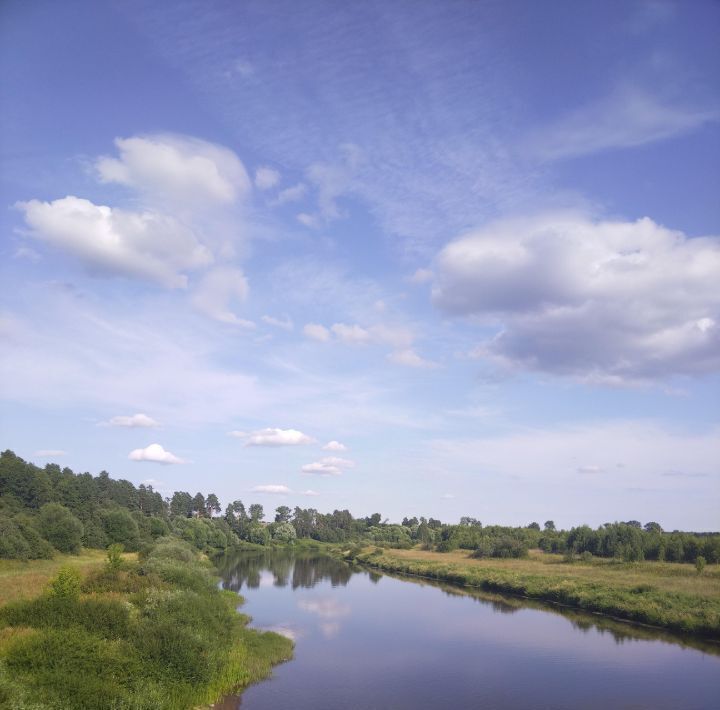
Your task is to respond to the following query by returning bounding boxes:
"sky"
[1,0,719,530]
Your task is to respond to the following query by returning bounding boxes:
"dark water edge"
[216,550,720,709]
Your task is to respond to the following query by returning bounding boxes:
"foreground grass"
[347,547,720,638]
[0,540,293,709]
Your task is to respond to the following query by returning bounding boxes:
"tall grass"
[0,540,292,709]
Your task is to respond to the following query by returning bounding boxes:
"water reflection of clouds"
[264,623,304,642]
[298,597,351,638]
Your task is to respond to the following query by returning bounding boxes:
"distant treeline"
[1,450,718,564]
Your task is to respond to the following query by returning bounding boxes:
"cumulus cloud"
[302,489,320,496]
[230,428,314,446]
[433,214,720,381]
[17,196,212,288]
[33,449,66,457]
[104,413,159,428]
[128,443,185,464]
[191,267,253,325]
[301,456,354,476]
[251,484,291,494]
[303,323,331,342]
[322,441,347,452]
[387,348,439,369]
[96,134,251,206]
[254,166,280,190]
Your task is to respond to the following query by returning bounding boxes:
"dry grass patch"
[0,550,136,606]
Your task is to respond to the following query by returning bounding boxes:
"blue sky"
[1,0,719,529]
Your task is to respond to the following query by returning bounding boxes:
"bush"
[102,509,140,551]
[272,522,297,543]
[0,517,31,560]
[48,566,82,599]
[106,543,124,571]
[38,503,83,553]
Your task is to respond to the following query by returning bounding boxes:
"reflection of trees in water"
[216,550,354,592]
[372,568,720,656]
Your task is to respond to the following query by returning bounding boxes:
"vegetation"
[2,450,717,566]
[0,538,292,709]
[345,547,720,638]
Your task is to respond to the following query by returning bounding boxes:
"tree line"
[1,450,717,564]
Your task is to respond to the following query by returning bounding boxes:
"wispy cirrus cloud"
[525,87,719,161]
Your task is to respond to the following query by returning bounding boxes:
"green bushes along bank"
[0,538,293,709]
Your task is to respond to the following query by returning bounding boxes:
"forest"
[2,450,718,565]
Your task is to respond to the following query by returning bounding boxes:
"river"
[215,550,720,709]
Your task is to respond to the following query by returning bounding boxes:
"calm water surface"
[216,551,720,709]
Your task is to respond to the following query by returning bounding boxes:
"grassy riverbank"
[347,546,720,638]
[0,540,292,709]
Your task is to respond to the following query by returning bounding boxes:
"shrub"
[0,517,31,560]
[272,522,297,543]
[38,503,83,553]
[102,509,140,551]
[48,566,82,599]
[696,556,706,575]
[106,543,124,571]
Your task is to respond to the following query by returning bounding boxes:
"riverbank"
[0,540,293,709]
[346,546,720,638]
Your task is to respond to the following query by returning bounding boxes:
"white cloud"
[104,413,159,428]
[17,196,212,288]
[441,493,455,499]
[302,489,320,496]
[433,213,720,381]
[577,465,605,474]
[331,323,371,345]
[409,268,433,284]
[128,443,185,464]
[273,183,306,204]
[303,323,331,342]
[191,267,253,325]
[96,134,251,206]
[297,212,320,228]
[255,166,280,190]
[230,428,314,446]
[387,348,439,369]
[262,315,294,331]
[33,449,66,457]
[251,484,291,494]
[301,456,354,476]
[527,87,719,161]
[323,440,347,452]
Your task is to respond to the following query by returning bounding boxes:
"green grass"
[0,541,293,709]
[347,546,720,638]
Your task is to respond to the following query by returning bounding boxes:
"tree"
[272,522,297,543]
[170,491,193,518]
[192,493,206,517]
[275,505,292,523]
[249,503,264,523]
[38,503,84,553]
[625,520,642,529]
[365,513,382,527]
[528,522,540,530]
[459,517,481,527]
[544,520,556,531]
[102,508,140,551]
[644,521,663,533]
[205,493,221,517]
